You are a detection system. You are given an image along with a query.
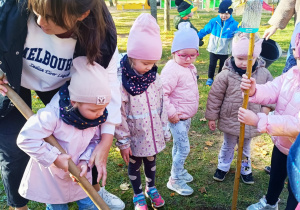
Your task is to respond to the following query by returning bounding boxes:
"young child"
[160,22,200,196]
[173,0,204,46]
[114,13,170,210]
[238,32,300,210]
[16,56,124,209]
[205,33,274,184]
[197,0,238,86]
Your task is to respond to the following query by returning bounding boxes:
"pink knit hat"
[68,56,111,105]
[232,36,263,58]
[127,13,162,60]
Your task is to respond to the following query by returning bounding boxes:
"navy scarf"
[59,82,108,130]
[121,55,157,96]
[231,57,258,77]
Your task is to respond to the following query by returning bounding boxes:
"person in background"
[197,0,238,86]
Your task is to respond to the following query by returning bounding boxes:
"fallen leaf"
[115,147,120,152]
[196,134,202,137]
[118,163,123,167]
[170,192,175,197]
[205,141,213,146]
[120,182,130,191]
[198,187,207,194]
[33,95,39,99]
[199,118,207,122]
[191,131,196,133]
[204,147,208,150]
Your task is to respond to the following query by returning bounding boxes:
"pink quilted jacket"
[160,60,199,120]
[250,67,300,155]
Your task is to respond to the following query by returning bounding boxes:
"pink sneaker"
[133,194,148,210]
[145,187,165,208]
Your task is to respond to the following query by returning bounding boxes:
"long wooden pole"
[0,77,109,210]
[231,33,255,210]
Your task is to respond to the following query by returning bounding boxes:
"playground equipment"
[117,0,150,10]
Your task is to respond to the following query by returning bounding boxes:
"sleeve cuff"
[39,144,61,167]
[101,123,115,135]
[257,113,268,133]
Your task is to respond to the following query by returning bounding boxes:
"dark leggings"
[265,146,298,209]
[0,86,58,207]
[128,155,156,195]
[208,52,228,79]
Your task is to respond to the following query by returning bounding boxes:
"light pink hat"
[68,56,111,105]
[127,13,162,60]
[232,36,263,58]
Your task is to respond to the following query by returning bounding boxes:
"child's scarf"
[121,54,157,96]
[59,82,108,130]
[231,57,258,77]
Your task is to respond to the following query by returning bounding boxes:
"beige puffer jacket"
[268,0,300,29]
[205,57,274,138]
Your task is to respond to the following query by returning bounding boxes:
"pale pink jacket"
[115,68,170,157]
[17,93,101,204]
[250,67,300,155]
[160,60,199,120]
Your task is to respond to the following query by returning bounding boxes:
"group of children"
[13,2,300,210]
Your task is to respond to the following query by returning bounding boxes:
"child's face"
[219,13,231,21]
[131,59,158,75]
[187,12,194,18]
[73,102,109,120]
[174,49,198,68]
[234,56,257,70]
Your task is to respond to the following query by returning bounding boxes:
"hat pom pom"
[178,22,191,30]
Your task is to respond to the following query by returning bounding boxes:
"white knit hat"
[68,56,111,105]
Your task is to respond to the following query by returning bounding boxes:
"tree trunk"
[108,0,114,7]
[149,0,157,20]
[164,0,170,31]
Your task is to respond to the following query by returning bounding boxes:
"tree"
[164,0,170,31]
[149,0,157,20]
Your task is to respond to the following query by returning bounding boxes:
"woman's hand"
[0,70,8,96]
[238,107,259,127]
[70,160,88,182]
[54,154,71,172]
[208,120,216,131]
[240,74,256,97]
[263,25,278,40]
[120,147,132,165]
[88,133,113,187]
[169,113,180,124]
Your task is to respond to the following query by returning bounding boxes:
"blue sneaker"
[133,194,148,210]
[206,78,213,86]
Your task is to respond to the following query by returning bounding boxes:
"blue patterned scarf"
[121,54,157,96]
[58,82,108,130]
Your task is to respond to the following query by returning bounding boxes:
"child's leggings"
[169,118,191,180]
[265,146,298,209]
[208,52,228,79]
[128,155,156,195]
[218,132,252,175]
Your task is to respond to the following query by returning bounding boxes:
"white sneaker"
[167,177,194,196]
[247,196,279,210]
[177,172,193,183]
[98,187,125,210]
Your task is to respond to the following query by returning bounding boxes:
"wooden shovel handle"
[1,79,109,210]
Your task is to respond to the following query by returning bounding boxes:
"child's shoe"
[133,194,148,210]
[246,196,279,210]
[177,171,193,183]
[264,165,271,175]
[241,173,254,185]
[145,187,165,208]
[167,177,194,196]
[213,168,228,181]
[206,78,213,86]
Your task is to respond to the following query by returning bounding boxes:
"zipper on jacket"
[216,20,224,53]
[145,90,158,153]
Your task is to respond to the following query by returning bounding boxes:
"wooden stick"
[231,32,255,210]
[1,81,109,210]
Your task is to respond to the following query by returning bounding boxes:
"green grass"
[0,8,294,210]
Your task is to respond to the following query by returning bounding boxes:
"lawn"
[0,7,294,210]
